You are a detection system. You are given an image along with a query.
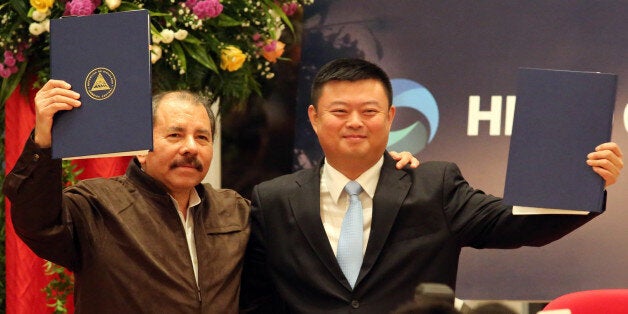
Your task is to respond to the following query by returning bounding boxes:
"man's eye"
[168,133,181,138]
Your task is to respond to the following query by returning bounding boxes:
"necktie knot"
[344,181,362,196]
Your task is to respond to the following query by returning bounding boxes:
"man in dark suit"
[240,58,624,313]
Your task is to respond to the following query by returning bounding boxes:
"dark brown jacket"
[4,138,250,313]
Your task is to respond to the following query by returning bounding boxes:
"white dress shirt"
[320,156,383,256]
[171,189,201,285]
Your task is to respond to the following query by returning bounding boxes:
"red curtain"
[4,86,132,313]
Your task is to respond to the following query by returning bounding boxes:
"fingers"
[595,142,623,159]
[35,80,81,112]
[409,155,420,168]
[33,80,81,148]
[390,151,421,169]
[587,142,624,187]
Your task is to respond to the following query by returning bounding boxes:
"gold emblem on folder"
[85,67,116,100]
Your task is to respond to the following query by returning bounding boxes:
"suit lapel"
[289,166,351,288]
[358,154,411,285]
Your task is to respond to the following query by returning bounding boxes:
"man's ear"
[136,154,147,169]
[387,105,396,125]
[307,105,319,133]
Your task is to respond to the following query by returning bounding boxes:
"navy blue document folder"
[50,10,152,159]
[503,68,617,214]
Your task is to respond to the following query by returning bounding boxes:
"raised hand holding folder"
[503,68,617,214]
[50,10,152,159]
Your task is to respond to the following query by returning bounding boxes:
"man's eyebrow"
[166,126,185,132]
[197,129,211,136]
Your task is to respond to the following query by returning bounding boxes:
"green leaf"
[9,0,30,21]
[117,1,143,12]
[264,0,295,34]
[170,41,188,74]
[216,14,242,27]
[181,33,202,45]
[180,41,218,74]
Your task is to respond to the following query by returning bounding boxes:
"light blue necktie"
[337,181,364,289]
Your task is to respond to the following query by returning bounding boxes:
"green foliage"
[42,261,74,314]
[0,0,314,113]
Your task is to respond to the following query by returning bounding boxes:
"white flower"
[31,10,48,22]
[160,29,175,44]
[150,45,162,64]
[152,34,162,44]
[28,22,45,36]
[41,19,50,32]
[174,29,188,41]
[105,0,122,10]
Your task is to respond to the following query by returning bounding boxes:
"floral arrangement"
[0,0,313,112]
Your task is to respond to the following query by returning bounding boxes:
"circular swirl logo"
[84,67,116,100]
[387,78,439,155]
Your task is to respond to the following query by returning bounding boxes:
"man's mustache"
[170,156,203,172]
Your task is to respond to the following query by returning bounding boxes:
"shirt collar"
[322,156,384,204]
[169,188,201,212]
[188,188,201,209]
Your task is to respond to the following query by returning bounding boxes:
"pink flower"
[3,51,16,67]
[3,55,15,67]
[263,40,277,52]
[0,64,11,79]
[16,51,25,62]
[252,33,261,41]
[65,0,99,16]
[185,0,198,9]
[192,0,223,19]
[282,2,298,16]
[9,65,18,74]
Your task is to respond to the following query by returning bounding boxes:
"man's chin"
[169,178,204,190]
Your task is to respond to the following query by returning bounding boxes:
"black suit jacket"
[240,154,598,313]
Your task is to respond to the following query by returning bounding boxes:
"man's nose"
[346,111,364,128]
[181,136,198,154]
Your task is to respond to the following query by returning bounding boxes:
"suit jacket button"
[351,300,360,309]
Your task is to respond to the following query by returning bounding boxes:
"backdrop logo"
[387,78,439,154]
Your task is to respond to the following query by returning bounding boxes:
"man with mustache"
[3,80,418,313]
[4,83,248,313]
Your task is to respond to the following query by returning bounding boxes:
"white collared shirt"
[171,189,201,285]
[320,156,383,256]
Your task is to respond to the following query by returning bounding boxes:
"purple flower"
[192,0,223,19]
